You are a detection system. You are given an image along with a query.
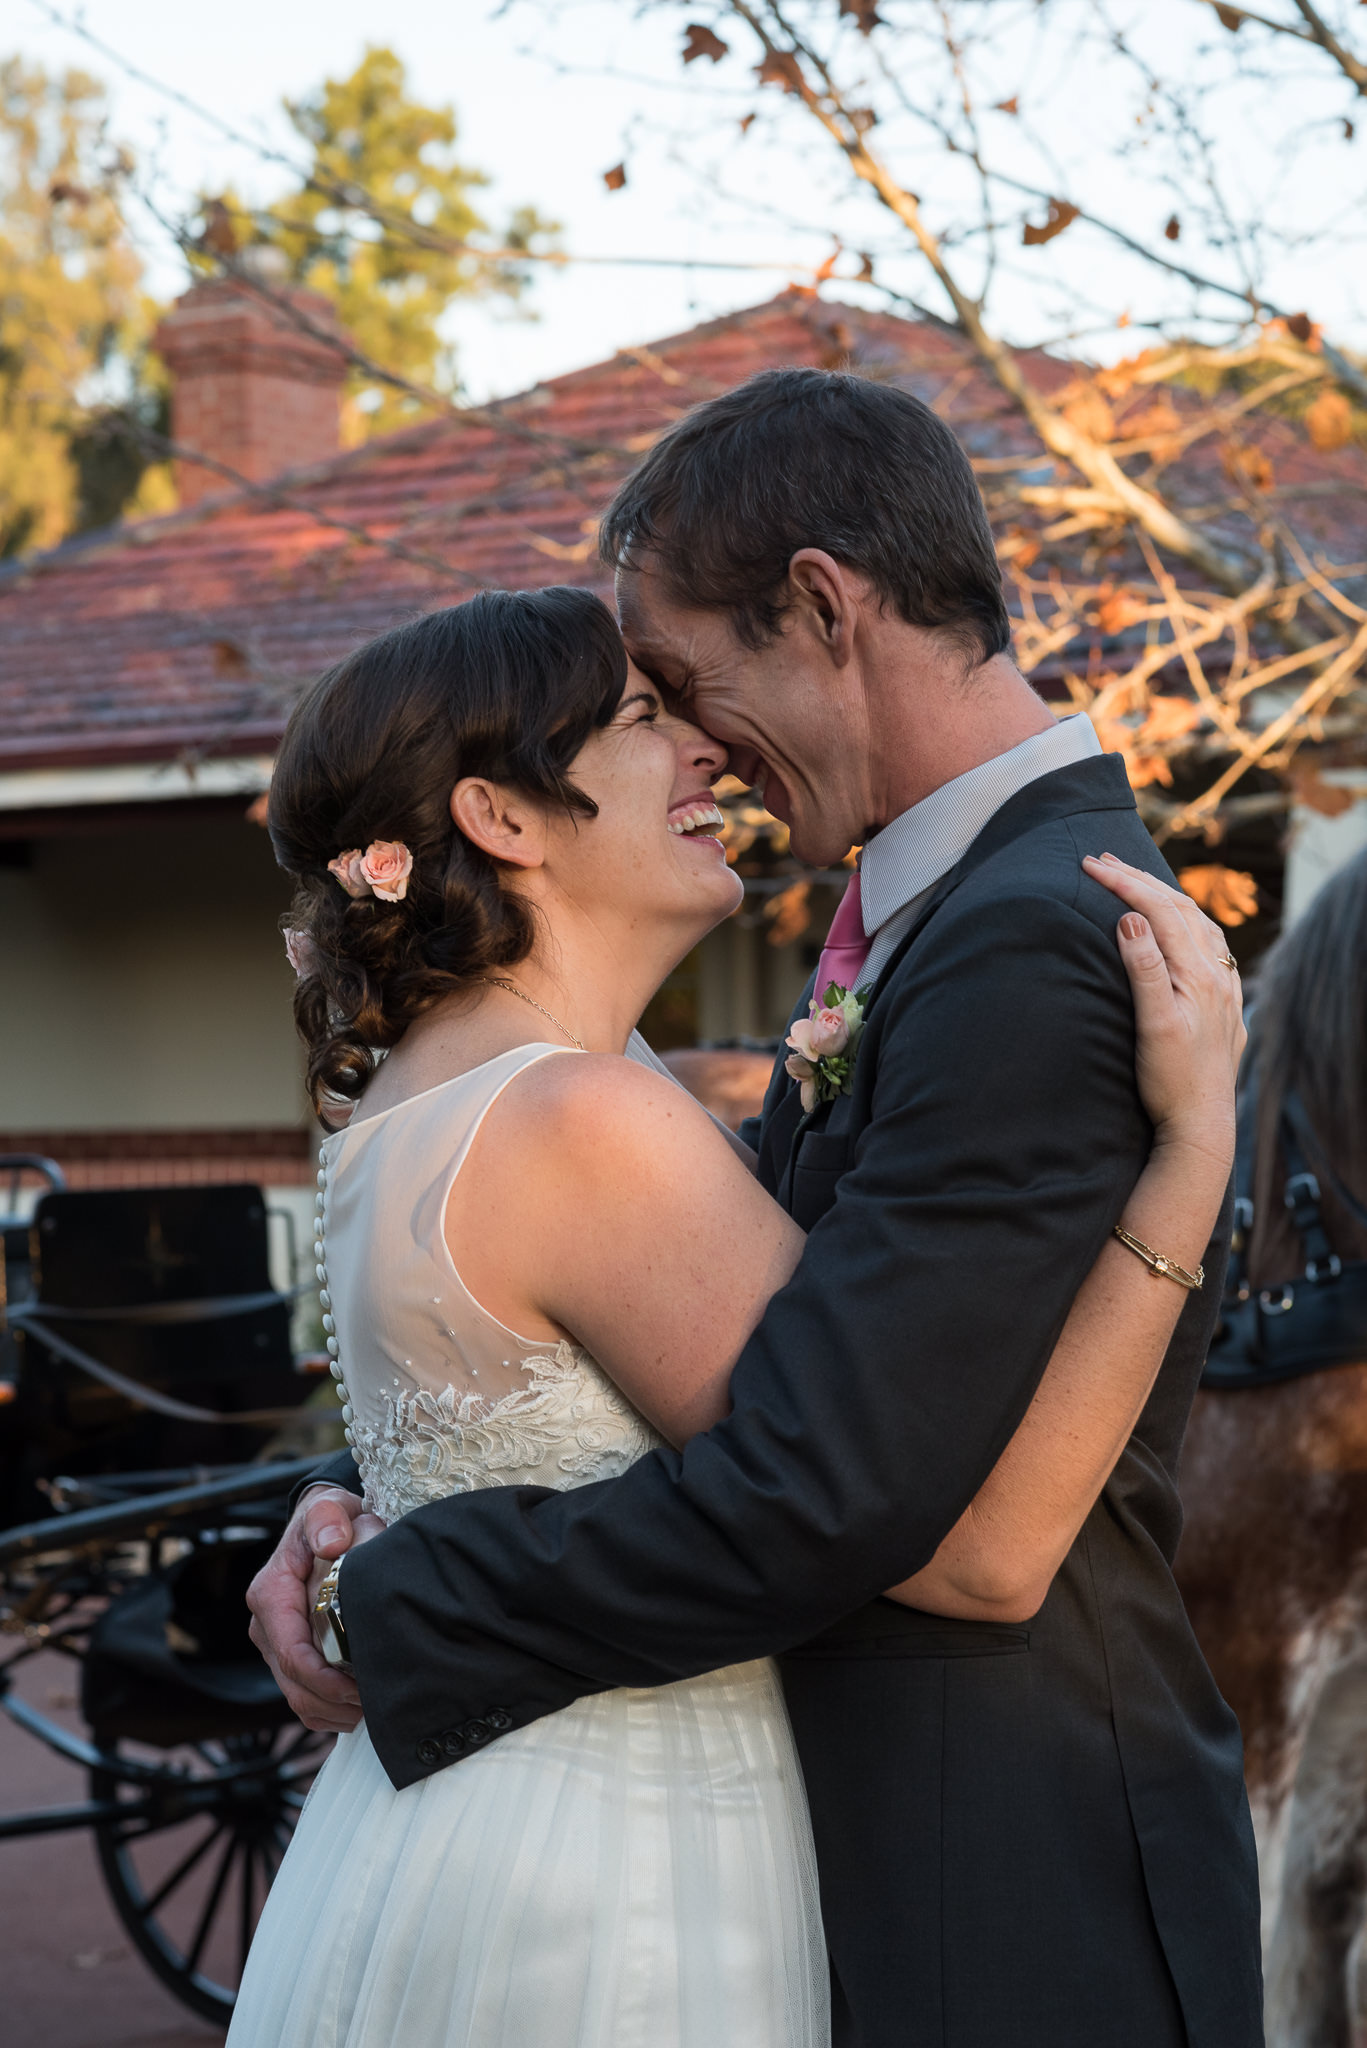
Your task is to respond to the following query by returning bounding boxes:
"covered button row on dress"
[316,1154,354,1450]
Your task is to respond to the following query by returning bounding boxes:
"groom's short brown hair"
[599,366,1011,666]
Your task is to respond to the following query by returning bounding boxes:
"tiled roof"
[2,292,1363,773]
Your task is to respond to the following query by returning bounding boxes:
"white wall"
[0,810,305,1131]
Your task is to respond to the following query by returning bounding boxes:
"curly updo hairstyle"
[269,586,627,1125]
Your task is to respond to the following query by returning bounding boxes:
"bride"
[232,584,1241,2047]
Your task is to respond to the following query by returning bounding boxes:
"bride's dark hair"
[269,586,627,1125]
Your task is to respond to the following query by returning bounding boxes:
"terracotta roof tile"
[2,293,1362,772]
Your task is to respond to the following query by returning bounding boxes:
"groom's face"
[616,559,869,870]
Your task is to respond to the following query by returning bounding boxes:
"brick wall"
[0,1128,316,1192]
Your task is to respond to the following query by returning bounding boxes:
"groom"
[251,368,1262,2045]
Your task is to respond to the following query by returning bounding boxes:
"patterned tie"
[814,870,871,1003]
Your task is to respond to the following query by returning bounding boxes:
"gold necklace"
[483,976,586,1050]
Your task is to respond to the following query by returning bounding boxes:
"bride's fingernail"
[1120,914,1148,940]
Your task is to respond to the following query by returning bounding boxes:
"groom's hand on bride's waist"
[247,1485,378,1732]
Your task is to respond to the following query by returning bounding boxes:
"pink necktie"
[814,871,871,1003]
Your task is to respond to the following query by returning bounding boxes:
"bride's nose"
[675,718,728,784]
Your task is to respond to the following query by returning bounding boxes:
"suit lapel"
[760,751,1139,1205]
[860,752,1138,1018]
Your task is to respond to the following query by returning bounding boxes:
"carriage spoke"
[137,1821,227,1918]
[185,1828,239,1974]
[238,1838,257,1975]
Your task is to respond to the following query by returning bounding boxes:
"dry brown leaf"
[1286,312,1315,344]
[48,178,92,206]
[199,197,240,256]
[1095,586,1149,635]
[764,882,813,948]
[603,163,627,191]
[1291,765,1360,817]
[738,111,757,134]
[1139,695,1203,744]
[1095,349,1162,399]
[994,96,1020,114]
[1022,198,1079,247]
[839,0,884,31]
[855,250,875,282]
[682,23,729,63]
[1305,388,1353,452]
[755,50,806,92]
[1222,440,1274,491]
[1062,386,1115,442]
[1214,3,1245,24]
[1164,214,1181,241]
[1179,864,1259,927]
[1126,750,1176,789]
[1118,396,1181,441]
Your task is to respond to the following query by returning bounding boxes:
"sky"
[14,0,1366,402]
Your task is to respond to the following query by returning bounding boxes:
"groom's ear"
[449,777,548,871]
[786,550,862,668]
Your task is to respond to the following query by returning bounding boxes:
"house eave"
[0,754,275,815]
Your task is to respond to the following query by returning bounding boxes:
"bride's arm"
[451,858,1240,1619]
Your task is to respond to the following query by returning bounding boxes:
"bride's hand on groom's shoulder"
[247,1485,384,1732]
[1082,852,1245,1167]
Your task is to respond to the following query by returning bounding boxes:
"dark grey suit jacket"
[310,755,1262,2048]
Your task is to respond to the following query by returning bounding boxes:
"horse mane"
[1246,843,1367,1289]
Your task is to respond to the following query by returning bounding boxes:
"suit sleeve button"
[441,1728,467,1759]
[462,1718,491,1748]
[416,1738,442,1766]
[486,1708,513,1733]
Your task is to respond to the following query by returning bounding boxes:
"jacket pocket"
[784,1599,1033,1662]
[790,1130,853,1230]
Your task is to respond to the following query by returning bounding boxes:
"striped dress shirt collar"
[859,713,1103,941]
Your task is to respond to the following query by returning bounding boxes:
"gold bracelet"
[1112,1224,1204,1291]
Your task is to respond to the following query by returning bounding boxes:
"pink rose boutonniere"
[785,981,871,1113]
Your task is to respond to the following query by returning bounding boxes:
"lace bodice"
[314,1044,665,1526]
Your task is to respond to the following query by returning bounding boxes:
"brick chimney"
[155,257,348,509]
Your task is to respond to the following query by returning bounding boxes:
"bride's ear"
[449,778,548,871]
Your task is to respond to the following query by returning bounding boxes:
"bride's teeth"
[670,803,725,835]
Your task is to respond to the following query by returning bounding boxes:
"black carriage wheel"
[91,1721,330,2025]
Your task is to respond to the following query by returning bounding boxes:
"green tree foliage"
[250,45,557,436]
[0,56,166,556]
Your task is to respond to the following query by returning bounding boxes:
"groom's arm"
[341,880,1168,1787]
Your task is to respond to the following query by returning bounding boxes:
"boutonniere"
[784,982,871,1113]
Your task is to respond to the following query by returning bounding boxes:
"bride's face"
[540,660,742,941]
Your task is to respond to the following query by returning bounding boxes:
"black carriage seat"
[83,1542,295,1747]
[3,1183,311,1517]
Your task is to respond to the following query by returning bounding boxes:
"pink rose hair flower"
[327,849,369,898]
[359,840,413,902]
[326,840,413,903]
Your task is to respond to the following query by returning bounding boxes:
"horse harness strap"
[1202,1081,1367,1391]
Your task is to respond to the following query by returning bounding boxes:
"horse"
[1177,846,1367,2048]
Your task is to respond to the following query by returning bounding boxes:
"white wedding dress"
[229,1043,829,2048]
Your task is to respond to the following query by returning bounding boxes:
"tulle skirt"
[227,1659,829,2047]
